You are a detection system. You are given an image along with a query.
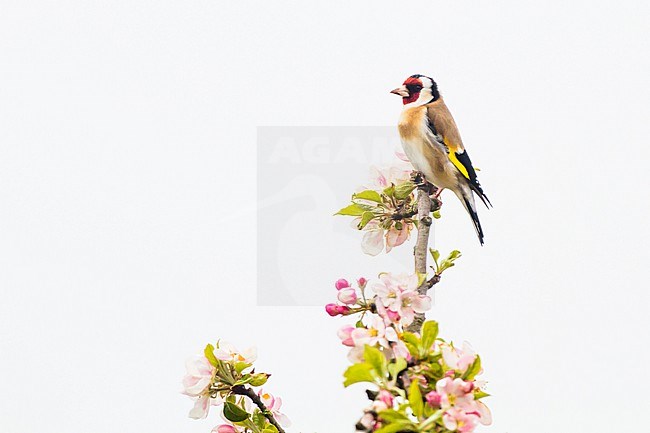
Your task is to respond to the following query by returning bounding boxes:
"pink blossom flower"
[213,342,257,364]
[360,221,385,256]
[337,325,355,347]
[337,287,358,305]
[347,346,365,363]
[351,316,399,349]
[391,339,411,360]
[358,219,413,256]
[426,391,442,408]
[188,394,224,420]
[182,355,215,397]
[441,342,477,374]
[182,355,222,419]
[436,377,475,411]
[377,390,394,408]
[258,390,291,428]
[335,278,350,290]
[442,407,479,433]
[213,424,238,433]
[357,277,368,288]
[367,161,413,191]
[475,400,493,426]
[358,412,377,431]
[385,224,411,253]
[372,273,431,325]
[394,290,431,325]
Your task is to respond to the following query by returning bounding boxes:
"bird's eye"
[407,84,423,93]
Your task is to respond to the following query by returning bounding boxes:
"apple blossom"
[384,224,411,253]
[337,287,358,304]
[436,377,475,410]
[442,407,479,433]
[213,342,257,364]
[258,390,291,428]
[351,316,399,349]
[337,325,355,347]
[335,278,350,290]
[182,355,215,397]
[426,391,442,408]
[376,390,394,408]
[441,342,477,374]
[372,273,431,326]
[212,425,237,433]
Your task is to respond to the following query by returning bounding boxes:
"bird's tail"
[454,187,485,245]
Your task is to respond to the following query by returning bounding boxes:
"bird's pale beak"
[390,86,410,97]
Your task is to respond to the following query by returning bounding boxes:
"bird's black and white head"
[390,74,440,107]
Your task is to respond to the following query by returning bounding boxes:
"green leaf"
[223,402,249,423]
[234,376,253,386]
[401,332,420,348]
[364,345,387,377]
[343,363,377,387]
[252,411,266,429]
[358,211,376,229]
[474,390,490,400]
[383,184,396,198]
[335,203,366,216]
[249,373,269,387]
[432,210,441,219]
[377,409,411,423]
[353,189,383,203]
[234,361,252,374]
[388,357,407,379]
[408,380,424,418]
[204,344,219,368]
[438,250,462,273]
[420,321,439,353]
[374,421,417,433]
[394,181,416,200]
[429,248,440,264]
[416,272,427,288]
[262,425,278,433]
[462,355,482,381]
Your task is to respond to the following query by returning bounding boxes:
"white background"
[1,1,649,432]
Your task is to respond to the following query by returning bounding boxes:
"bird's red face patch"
[402,77,423,105]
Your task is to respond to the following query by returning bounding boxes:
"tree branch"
[231,385,286,433]
[406,185,435,334]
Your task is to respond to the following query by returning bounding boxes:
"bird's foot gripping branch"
[182,156,492,433]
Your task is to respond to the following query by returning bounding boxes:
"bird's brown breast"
[397,106,427,140]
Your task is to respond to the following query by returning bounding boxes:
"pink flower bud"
[462,380,475,393]
[336,305,351,315]
[425,391,441,408]
[357,277,368,288]
[214,425,237,433]
[386,309,401,322]
[337,325,355,347]
[377,390,394,407]
[325,303,340,316]
[337,288,358,305]
[335,278,350,290]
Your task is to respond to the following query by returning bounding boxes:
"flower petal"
[361,229,385,256]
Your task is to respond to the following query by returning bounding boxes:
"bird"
[391,74,491,245]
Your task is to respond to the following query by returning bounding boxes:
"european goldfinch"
[391,74,491,245]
